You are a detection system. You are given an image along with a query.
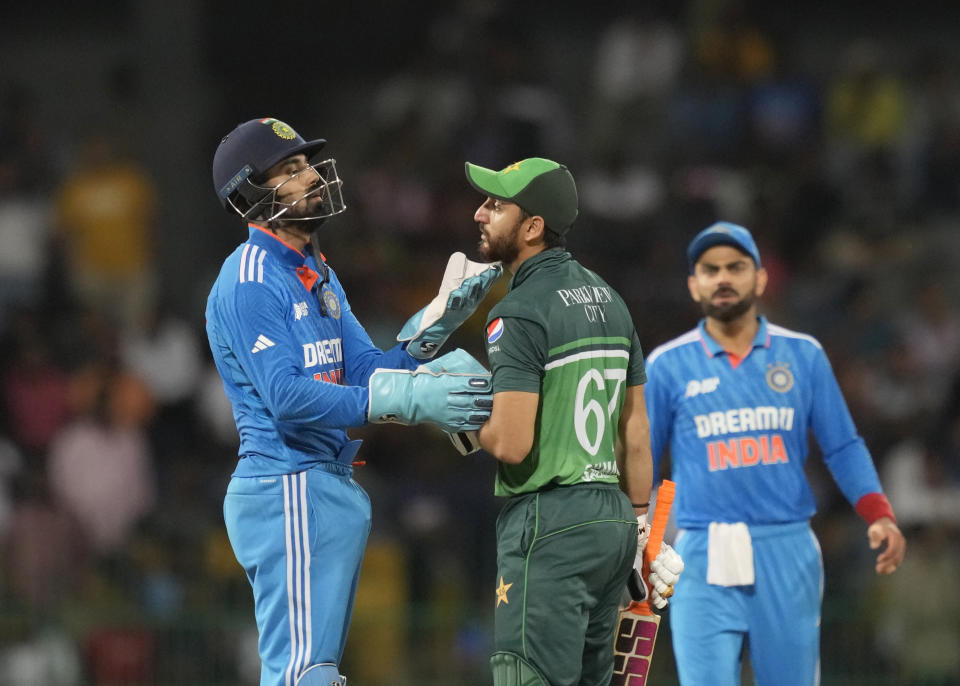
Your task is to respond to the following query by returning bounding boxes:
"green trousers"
[493,483,638,686]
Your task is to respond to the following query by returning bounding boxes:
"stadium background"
[1,0,959,683]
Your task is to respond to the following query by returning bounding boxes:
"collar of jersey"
[697,315,771,357]
[247,223,310,269]
[509,248,570,290]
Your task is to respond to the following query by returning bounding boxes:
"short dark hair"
[544,228,566,249]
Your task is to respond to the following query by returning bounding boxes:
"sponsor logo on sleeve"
[487,317,504,343]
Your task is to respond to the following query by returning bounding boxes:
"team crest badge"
[260,117,296,139]
[766,363,794,393]
[487,317,504,343]
[322,286,341,319]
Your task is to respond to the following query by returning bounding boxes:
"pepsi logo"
[487,317,504,343]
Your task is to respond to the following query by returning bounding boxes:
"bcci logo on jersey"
[765,363,794,393]
[322,286,341,319]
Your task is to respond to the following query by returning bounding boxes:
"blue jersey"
[645,316,885,528]
[206,224,416,477]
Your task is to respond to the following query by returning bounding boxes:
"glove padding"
[368,348,492,433]
[397,252,502,359]
[627,542,684,610]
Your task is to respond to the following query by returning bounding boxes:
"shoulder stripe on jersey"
[247,246,259,282]
[646,328,700,366]
[767,323,822,349]
[239,244,252,283]
[239,244,266,284]
[549,336,631,357]
[545,349,629,371]
[257,247,266,283]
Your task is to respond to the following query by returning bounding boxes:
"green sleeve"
[627,329,646,386]
[485,316,546,394]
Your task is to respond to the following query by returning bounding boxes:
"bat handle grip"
[644,479,675,563]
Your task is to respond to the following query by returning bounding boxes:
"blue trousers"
[224,461,370,686]
[670,521,823,686]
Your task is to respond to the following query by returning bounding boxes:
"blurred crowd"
[1,1,959,684]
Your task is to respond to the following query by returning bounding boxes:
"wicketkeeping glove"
[368,348,493,433]
[439,350,492,455]
[397,252,502,359]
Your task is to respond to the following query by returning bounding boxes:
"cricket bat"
[611,479,676,686]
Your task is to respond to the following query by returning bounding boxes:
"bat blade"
[611,479,676,686]
[611,607,660,685]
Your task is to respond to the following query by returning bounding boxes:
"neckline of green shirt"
[509,248,571,290]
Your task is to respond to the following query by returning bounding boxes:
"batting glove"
[397,252,502,359]
[647,543,684,610]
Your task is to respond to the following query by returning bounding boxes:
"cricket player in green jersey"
[456,158,684,685]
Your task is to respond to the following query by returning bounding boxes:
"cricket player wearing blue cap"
[644,222,907,686]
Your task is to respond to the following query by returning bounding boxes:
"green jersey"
[484,249,645,496]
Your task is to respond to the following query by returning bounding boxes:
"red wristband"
[855,492,896,524]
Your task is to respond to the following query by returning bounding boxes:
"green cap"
[465,157,579,234]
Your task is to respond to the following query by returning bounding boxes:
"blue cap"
[687,222,761,272]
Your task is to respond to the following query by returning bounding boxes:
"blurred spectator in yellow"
[827,41,907,148]
[690,0,775,85]
[825,40,908,187]
[54,132,157,332]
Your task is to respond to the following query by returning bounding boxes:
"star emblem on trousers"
[496,576,513,607]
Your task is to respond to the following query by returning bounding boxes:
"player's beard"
[478,218,523,264]
[268,192,329,232]
[700,287,757,322]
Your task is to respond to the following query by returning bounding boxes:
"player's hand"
[368,349,492,433]
[397,252,502,359]
[868,516,906,575]
[647,543,684,610]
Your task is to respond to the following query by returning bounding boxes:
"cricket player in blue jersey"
[644,222,906,686]
[206,117,500,686]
